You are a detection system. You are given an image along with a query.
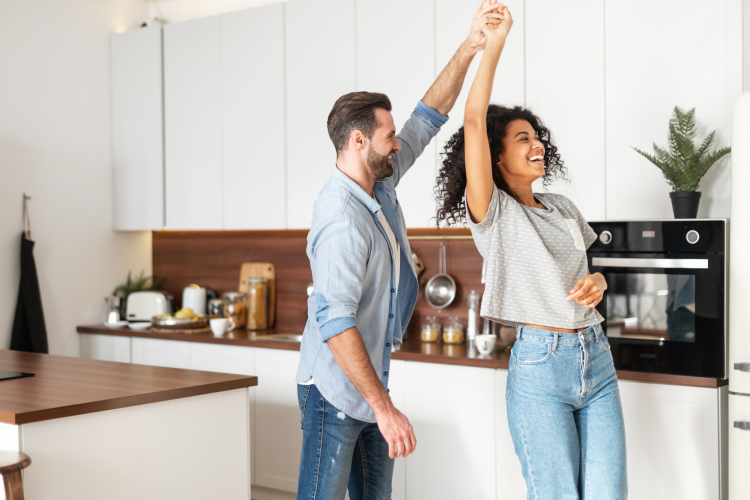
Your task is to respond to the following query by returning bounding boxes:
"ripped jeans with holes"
[296,384,394,500]
[505,323,627,500]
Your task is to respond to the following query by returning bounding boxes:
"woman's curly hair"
[435,105,567,226]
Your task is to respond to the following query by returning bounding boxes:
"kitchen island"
[0,349,257,499]
[79,325,728,500]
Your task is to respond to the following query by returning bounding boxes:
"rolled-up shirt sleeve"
[309,214,370,341]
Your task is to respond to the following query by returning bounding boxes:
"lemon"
[174,308,195,319]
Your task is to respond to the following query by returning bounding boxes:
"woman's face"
[497,119,546,185]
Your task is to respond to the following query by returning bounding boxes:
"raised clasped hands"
[467,0,513,52]
[476,0,513,50]
[566,273,607,309]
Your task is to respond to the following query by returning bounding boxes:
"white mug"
[475,334,497,355]
[210,317,235,336]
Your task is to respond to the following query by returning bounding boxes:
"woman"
[436,4,627,499]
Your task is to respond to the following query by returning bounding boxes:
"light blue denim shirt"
[295,101,448,422]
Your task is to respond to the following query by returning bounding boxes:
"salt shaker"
[467,290,479,342]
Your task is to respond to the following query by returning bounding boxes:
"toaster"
[126,291,172,322]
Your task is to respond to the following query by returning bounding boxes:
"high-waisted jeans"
[507,323,628,499]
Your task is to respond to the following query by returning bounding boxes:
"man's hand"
[375,404,417,459]
[566,273,607,308]
[466,0,510,53]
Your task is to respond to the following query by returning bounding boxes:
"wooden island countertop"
[0,349,257,425]
[78,325,727,389]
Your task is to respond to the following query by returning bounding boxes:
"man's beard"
[367,145,394,179]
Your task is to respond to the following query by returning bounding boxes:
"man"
[295,3,504,499]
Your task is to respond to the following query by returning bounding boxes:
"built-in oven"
[588,220,727,379]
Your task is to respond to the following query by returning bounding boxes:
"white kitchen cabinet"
[253,347,303,492]
[387,359,407,500]
[404,361,496,500]
[604,0,741,220]
[164,17,223,230]
[222,5,287,230]
[131,337,191,369]
[729,393,750,499]
[285,0,356,229]
[494,369,525,500]
[111,26,164,231]
[619,381,727,500]
[525,0,606,221]
[356,0,436,228]
[79,333,131,363]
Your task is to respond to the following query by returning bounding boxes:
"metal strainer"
[425,242,456,309]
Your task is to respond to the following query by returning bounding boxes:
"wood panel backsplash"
[152,228,484,336]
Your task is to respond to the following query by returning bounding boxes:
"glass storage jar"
[208,298,228,320]
[420,316,441,343]
[222,291,247,329]
[245,278,268,331]
[442,317,465,344]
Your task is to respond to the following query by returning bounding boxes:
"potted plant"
[633,106,730,218]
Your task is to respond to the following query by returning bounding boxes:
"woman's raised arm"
[463,1,513,223]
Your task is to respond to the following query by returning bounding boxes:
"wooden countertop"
[0,349,257,425]
[78,325,728,389]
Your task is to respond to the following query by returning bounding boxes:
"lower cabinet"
[253,348,303,493]
[403,362,497,500]
[80,333,132,363]
[79,334,727,499]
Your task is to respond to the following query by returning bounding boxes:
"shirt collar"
[332,167,382,214]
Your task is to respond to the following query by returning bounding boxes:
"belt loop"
[516,324,522,343]
[552,332,559,352]
[593,325,601,344]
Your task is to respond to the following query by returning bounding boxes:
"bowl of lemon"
[151,308,209,329]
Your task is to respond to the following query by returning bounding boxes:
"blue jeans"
[296,384,394,500]
[507,324,628,499]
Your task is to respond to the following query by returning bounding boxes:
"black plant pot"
[669,191,701,218]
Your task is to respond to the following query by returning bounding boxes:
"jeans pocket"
[600,335,612,352]
[506,354,516,404]
[297,384,312,429]
[516,340,552,365]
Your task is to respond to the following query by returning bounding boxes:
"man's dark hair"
[327,92,392,156]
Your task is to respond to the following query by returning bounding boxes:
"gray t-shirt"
[467,185,604,329]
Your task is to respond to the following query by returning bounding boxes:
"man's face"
[365,108,401,179]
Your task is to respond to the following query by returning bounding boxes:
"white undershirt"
[300,209,401,387]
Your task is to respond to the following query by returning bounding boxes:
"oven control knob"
[599,231,612,244]
[686,230,700,244]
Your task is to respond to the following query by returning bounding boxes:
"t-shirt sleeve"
[565,197,597,249]
[465,185,506,258]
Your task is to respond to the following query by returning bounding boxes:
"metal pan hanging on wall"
[424,242,456,309]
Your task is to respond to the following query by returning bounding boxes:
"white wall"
[0,0,152,356]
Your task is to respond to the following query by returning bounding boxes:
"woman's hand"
[566,273,607,309]
[479,2,513,47]
[466,0,506,53]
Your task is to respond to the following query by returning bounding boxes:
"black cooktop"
[0,370,34,382]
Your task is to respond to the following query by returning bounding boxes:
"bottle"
[467,290,479,342]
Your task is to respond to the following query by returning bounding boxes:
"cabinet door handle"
[735,363,750,372]
[734,421,750,431]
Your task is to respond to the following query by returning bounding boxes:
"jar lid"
[246,278,267,284]
[223,291,247,299]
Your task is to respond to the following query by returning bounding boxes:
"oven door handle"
[591,257,709,269]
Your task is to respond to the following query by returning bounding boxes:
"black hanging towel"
[10,196,48,353]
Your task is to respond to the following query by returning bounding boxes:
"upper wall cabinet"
[526,0,605,222]
[285,0,356,229]
[222,5,286,230]
[164,17,224,230]
[111,26,164,231]
[604,0,741,220]
[356,0,436,228]
[163,8,287,230]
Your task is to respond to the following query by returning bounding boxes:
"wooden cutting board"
[239,263,276,328]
